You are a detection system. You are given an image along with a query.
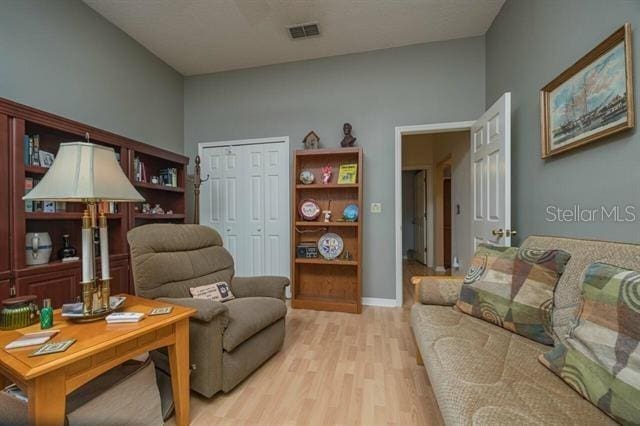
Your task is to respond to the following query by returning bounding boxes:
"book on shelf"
[31,135,40,166]
[23,134,43,166]
[24,177,34,212]
[159,168,178,187]
[134,156,147,183]
[337,164,358,184]
[98,201,118,214]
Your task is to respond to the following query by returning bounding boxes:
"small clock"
[299,199,321,221]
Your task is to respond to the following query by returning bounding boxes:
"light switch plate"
[370,203,382,213]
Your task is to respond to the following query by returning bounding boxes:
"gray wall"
[185,37,486,299]
[0,0,183,153]
[486,0,640,244]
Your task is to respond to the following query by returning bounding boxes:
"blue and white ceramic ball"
[343,204,359,222]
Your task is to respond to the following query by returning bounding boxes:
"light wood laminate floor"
[167,262,444,425]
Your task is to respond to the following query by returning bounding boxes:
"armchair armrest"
[157,297,228,323]
[231,276,290,301]
[411,276,464,306]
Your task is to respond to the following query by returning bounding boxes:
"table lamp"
[23,142,144,319]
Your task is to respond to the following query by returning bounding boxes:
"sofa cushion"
[521,236,640,347]
[540,262,640,424]
[456,243,570,345]
[223,297,286,352]
[411,303,615,425]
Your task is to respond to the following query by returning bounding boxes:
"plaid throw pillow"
[190,282,235,302]
[539,262,640,424]
[456,244,571,345]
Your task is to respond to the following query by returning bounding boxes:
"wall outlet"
[370,203,382,213]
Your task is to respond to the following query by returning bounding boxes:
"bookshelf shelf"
[134,213,185,220]
[295,183,359,189]
[295,221,359,227]
[294,258,358,266]
[291,147,363,314]
[25,212,123,220]
[24,165,49,175]
[134,181,184,193]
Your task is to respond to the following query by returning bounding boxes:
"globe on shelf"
[342,204,359,222]
[299,170,315,185]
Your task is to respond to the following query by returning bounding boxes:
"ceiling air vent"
[287,22,320,40]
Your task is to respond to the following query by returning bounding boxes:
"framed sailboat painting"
[540,23,634,158]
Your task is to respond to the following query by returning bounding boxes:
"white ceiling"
[83,0,505,76]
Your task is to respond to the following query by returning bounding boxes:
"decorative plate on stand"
[318,233,344,260]
[299,199,321,221]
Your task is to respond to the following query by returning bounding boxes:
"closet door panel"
[264,142,289,277]
[243,144,265,276]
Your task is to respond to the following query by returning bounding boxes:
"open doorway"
[398,125,472,305]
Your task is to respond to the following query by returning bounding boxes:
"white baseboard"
[435,266,447,273]
[361,297,398,307]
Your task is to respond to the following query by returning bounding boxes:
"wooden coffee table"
[0,295,195,426]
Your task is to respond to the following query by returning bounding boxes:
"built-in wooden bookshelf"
[128,146,188,229]
[291,147,363,314]
[0,97,188,307]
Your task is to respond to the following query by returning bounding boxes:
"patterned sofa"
[411,235,640,425]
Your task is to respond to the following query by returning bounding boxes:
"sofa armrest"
[157,297,228,323]
[411,276,464,306]
[231,276,290,301]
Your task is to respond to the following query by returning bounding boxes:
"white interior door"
[201,140,289,280]
[413,170,427,264]
[263,142,289,277]
[471,92,512,249]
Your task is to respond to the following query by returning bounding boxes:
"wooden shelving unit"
[291,147,363,314]
[128,146,188,229]
[0,96,188,307]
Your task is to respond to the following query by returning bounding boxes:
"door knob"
[506,229,517,237]
[491,228,504,238]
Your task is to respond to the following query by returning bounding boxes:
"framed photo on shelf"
[540,23,634,158]
[38,150,55,168]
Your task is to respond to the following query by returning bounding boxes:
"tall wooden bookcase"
[0,97,188,308]
[291,147,363,313]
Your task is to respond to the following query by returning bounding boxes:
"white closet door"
[263,142,289,277]
[201,140,289,280]
[222,145,243,270]
[202,146,224,240]
[244,144,265,276]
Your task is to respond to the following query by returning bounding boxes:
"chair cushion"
[456,243,571,345]
[223,297,286,352]
[411,304,615,425]
[540,262,640,424]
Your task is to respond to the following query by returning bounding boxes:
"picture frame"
[38,150,55,168]
[540,23,634,158]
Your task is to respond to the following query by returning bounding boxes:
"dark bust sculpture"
[340,123,357,147]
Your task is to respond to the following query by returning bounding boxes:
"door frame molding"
[197,136,291,281]
[394,122,473,307]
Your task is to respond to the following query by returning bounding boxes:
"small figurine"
[321,165,332,184]
[340,123,357,147]
[323,210,332,223]
[151,204,164,214]
[141,203,151,214]
[151,176,159,184]
[302,131,320,149]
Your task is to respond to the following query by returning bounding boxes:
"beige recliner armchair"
[127,224,289,397]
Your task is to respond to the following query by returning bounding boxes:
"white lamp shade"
[23,142,145,202]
